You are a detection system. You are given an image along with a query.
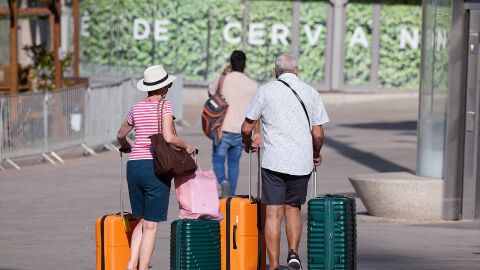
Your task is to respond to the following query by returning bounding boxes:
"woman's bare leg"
[138,220,159,270]
[127,219,143,270]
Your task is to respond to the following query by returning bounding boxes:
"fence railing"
[0,74,183,170]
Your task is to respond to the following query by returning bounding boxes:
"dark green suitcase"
[170,219,221,270]
[307,171,356,270]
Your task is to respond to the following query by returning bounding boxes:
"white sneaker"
[287,249,302,270]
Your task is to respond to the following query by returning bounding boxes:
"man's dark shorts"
[261,168,311,206]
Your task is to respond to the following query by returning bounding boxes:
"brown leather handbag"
[149,100,197,178]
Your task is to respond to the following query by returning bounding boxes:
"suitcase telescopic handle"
[258,149,261,200]
[248,147,261,202]
[312,165,318,198]
[120,152,125,220]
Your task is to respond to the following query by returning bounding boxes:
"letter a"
[349,27,369,48]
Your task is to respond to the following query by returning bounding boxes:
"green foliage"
[0,18,9,68]
[379,4,421,89]
[80,0,116,64]
[208,0,243,81]
[344,3,373,86]
[175,0,209,81]
[24,45,72,91]
[299,1,328,83]
[80,1,423,89]
[113,0,156,67]
[244,1,292,82]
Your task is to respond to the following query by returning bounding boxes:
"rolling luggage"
[170,219,221,270]
[96,153,140,270]
[95,213,139,270]
[220,150,266,270]
[307,168,357,270]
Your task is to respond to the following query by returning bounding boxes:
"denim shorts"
[261,168,311,206]
[127,159,171,222]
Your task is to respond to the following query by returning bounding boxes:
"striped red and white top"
[126,99,174,160]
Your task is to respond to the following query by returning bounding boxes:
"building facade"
[418,0,480,219]
[78,0,423,90]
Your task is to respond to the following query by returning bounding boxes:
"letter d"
[133,18,150,40]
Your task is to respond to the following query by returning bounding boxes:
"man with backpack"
[208,50,258,198]
[241,53,329,270]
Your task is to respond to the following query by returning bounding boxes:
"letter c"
[223,22,242,44]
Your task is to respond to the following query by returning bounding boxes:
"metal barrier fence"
[0,92,46,168]
[85,78,143,148]
[0,74,184,170]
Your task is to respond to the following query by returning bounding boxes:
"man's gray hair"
[275,53,298,75]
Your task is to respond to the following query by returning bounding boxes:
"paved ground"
[1,92,480,269]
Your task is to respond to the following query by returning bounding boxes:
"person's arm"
[312,125,324,165]
[241,118,258,153]
[162,114,195,154]
[207,78,217,97]
[252,120,261,147]
[117,120,133,153]
[242,85,264,152]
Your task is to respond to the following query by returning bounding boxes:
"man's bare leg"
[264,205,284,269]
[285,204,302,253]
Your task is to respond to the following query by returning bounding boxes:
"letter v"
[304,24,323,46]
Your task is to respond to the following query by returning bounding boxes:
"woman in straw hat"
[117,65,196,270]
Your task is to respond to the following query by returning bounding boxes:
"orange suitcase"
[95,213,139,270]
[220,150,266,270]
[96,153,140,270]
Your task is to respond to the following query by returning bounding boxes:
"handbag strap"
[156,99,179,140]
[156,100,166,134]
[278,79,310,128]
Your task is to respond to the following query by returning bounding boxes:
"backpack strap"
[278,79,310,127]
[216,73,226,95]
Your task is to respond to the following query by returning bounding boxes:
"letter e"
[155,19,170,41]
[249,23,266,46]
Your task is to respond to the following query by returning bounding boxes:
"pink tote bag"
[174,169,223,220]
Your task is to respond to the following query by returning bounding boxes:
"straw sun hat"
[136,65,176,92]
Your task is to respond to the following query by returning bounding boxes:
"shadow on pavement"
[412,220,480,230]
[324,137,414,173]
[340,121,417,131]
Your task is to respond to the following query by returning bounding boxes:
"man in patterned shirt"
[241,53,329,270]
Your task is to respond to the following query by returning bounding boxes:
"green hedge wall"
[246,1,292,81]
[379,4,421,89]
[344,3,373,86]
[208,0,243,81]
[299,1,328,83]
[80,0,422,90]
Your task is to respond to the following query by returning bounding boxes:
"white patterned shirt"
[245,73,329,175]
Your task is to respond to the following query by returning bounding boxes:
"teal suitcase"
[307,171,357,269]
[170,219,221,270]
